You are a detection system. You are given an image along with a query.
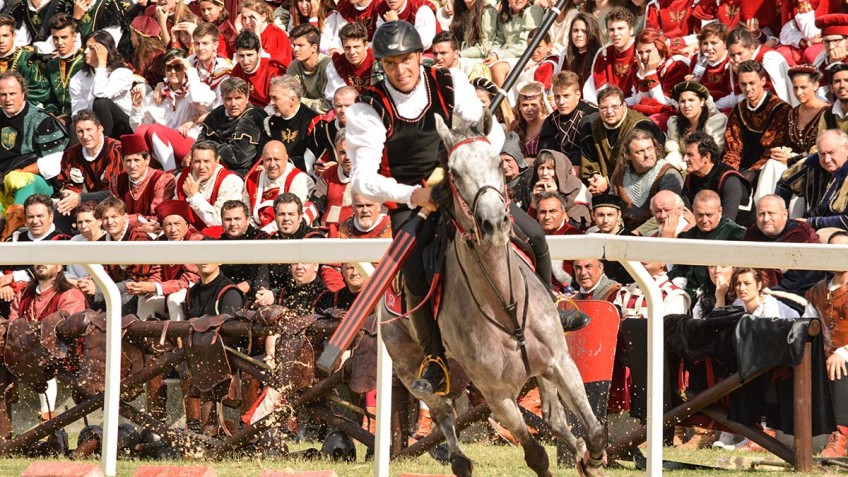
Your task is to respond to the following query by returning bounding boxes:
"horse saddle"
[344,314,378,394]
[235,305,287,326]
[185,314,241,407]
[271,312,319,393]
[4,311,71,392]
[76,311,145,399]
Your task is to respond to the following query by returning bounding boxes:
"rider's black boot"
[534,248,591,332]
[406,292,449,395]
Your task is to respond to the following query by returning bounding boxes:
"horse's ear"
[474,109,493,137]
[434,114,454,146]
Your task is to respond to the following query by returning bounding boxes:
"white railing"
[0,235,844,477]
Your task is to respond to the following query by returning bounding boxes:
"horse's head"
[434,112,511,247]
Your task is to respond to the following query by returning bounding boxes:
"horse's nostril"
[481,219,495,236]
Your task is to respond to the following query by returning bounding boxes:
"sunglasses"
[165,62,185,72]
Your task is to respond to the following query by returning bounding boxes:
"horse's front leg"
[536,376,585,458]
[418,395,473,477]
[487,394,552,477]
[546,354,608,476]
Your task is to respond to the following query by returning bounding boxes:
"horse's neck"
[452,234,521,298]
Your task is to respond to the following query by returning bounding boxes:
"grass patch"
[0,442,829,476]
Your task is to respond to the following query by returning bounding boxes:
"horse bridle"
[446,137,510,244]
[445,136,533,376]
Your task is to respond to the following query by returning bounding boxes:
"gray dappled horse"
[379,112,607,477]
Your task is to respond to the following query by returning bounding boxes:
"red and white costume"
[175,164,244,230]
[374,0,438,50]
[242,161,317,232]
[584,40,637,104]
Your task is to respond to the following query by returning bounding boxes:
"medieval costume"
[188,53,233,109]
[312,162,353,228]
[611,159,684,230]
[57,135,123,204]
[259,24,292,67]
[231,56,287,108]
[186,271,244,317]
[579,108,662,181]
[612,272,689,412]
[586,41,637,104]
[374,0,438,49]
[626,56,691,119]
[8,278,85,321]
[545,218,583,290]
[337,213,392,239]
[806,277,848,440]
[673,218,747,298]
[335,0,378,39]
[305,112,342,165]
[108,169,177,228]
[263,103,319,172]
[776,153,848,230]
[286,55,331,114]
[644,0,698,54]
[723,91,790,172]
[538,100,596,166]
[325,48,381,98]
[574,273,621,302]
[136,201,203,321]
[818,100,848,136]
[219,225,269,294]
[242,161,315,232]
[261,221,327,292]
[787,103,828,158]
[7,0,61,44]
[0,46,49,107]
[744,219,827,295]
[275,274,332,314]
[0,102,68,179]
[503,134,534,211]
[691,52,734,111]
[727,46,795,106]
[103,224,161,284]
[777,0,825,66]
[682,162,751,222]
[198,103,267,177]
[44,49,85,117]
[174,164,244,230]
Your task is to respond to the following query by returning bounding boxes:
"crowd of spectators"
[0,0,847,458]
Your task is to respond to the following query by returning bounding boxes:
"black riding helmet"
[372,20,423,59]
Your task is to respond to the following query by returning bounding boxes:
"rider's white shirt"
[346,66,505,208]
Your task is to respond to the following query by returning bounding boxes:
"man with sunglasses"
[815,14,848,101]
[130,48,216,171]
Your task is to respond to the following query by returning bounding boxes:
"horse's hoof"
[429,443,450,465]
[450,451,474,477]
[577,449,608,477]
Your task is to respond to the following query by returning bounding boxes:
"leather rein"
[445,136,532,376]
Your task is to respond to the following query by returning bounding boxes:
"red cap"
[156,200,193,224]
[120,134,148,156]
[131,15,161,39]
[816,14,848,37]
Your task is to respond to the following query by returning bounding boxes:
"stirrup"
[415,355,450,396]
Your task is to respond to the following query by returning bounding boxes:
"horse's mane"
[431,147,453,208]
[431,112,495,208]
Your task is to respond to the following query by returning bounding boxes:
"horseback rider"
[346,21,589,396]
